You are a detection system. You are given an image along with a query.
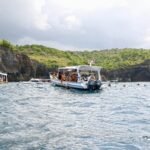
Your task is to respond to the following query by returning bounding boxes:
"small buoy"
[143,136,150,140]
[108,83,111,87]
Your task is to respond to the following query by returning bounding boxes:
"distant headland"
[0,39,150,82]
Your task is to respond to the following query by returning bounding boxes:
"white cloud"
[0,0,50,30]
[47,0,128,12]
[1,0,150,49]
[33,10,51,31]
[31,0,51,30]
[64,15,81,30]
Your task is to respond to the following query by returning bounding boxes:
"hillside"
[14,45,86,68]
[78,49,150,70]
[0,40,49,81]
[1,39,150,70]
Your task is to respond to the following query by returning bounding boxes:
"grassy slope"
[14,45,86,68]
[78,48,150,70]
[1,40,150,70]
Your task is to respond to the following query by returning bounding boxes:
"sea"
[0,82,150,150]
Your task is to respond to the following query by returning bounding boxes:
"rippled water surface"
[0,82,150,150]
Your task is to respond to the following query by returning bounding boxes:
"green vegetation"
[0,39,13,49]
[1,39,150,70]
[78,48,150,70]
[13,44,86,68]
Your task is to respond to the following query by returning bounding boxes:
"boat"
[0,72,8,83]
[50,65,102,90]
[29,78,51,82]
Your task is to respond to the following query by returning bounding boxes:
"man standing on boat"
[61,73,66,83]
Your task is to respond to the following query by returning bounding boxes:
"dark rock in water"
[102,60,150,82]
[0,46,50,81]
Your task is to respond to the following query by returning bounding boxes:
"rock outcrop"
[0,46,49,81]
[102,60,150,82]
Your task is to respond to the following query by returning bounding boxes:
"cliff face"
[1,46,150,82]
[102,60,150,82]
[0,46,49,81]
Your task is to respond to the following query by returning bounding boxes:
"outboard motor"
[87,80,102,90]
[87,80,96,90]
[95,80,102,89]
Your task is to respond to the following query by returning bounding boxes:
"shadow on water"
[51,85,104,95]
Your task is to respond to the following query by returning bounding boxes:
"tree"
[0,39,12,49]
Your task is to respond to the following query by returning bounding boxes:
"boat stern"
[87,80,102,90]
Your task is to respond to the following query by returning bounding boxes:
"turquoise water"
[0,82,150,150]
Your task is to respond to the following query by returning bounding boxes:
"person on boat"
[58,72,62,80]
[61,73,66,83]
[65,72,71,81]
[77,74,81,82]
[81,74,88,81]
[52,72,58,79]
[0,76,2,83]
[88,74,96,81]
[71,73,77,82]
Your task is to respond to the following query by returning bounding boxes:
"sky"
[0,0,150,50]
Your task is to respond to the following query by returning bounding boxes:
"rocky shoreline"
[101,60,150,82]
[0,46,50,81]
[0,46,150,82]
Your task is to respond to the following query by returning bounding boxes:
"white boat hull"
[51,79,102,90]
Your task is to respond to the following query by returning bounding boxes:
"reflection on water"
[0,82,150,149]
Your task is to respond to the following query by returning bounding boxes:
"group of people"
[50,71,96,83]
[60,72,96,83]
[60,72,78,82]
